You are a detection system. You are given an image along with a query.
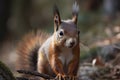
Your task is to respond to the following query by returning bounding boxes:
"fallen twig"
[16,77,29,80]
[17,70,54,79]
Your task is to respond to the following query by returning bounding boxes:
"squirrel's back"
[16,30,50,72]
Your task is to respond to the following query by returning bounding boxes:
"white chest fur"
[58,48,73,65]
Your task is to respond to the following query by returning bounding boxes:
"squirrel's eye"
[59,31,64,36]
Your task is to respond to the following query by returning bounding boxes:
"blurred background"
[0,0,120,77]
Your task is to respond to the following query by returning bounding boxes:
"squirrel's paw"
[55,74,67,80]
[68,75,77,80]
[55,74,62,80]
[55,74,77,80]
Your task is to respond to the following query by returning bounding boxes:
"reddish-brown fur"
[16,30,50,78]
[17,2,80,80]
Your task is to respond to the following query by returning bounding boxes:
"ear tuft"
[53,5,61,31]
[53,5,60,16]
[72,1,79,24]
[72,1,79,16]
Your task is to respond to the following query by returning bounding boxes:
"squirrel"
[16,2,80,80]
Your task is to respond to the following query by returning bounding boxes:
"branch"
[17,70,54,79]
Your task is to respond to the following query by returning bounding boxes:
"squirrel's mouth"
[65,41,75,48]
[68,45,74,48]
[66,44,75,48]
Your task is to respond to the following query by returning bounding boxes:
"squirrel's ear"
[72,2,79,24]
[53,5,61,31]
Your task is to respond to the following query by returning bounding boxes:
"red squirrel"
[17,2,80,80]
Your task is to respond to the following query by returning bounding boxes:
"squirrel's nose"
[70,41,75,47]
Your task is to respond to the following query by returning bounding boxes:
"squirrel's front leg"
[67,58,79,80]
[68,44,80,80]
[49,54,66,80]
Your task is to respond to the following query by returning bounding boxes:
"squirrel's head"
[53,2,79,49]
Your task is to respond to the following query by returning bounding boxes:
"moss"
[0,61,16,80]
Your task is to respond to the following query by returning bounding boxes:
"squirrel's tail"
[16,30,50,72]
